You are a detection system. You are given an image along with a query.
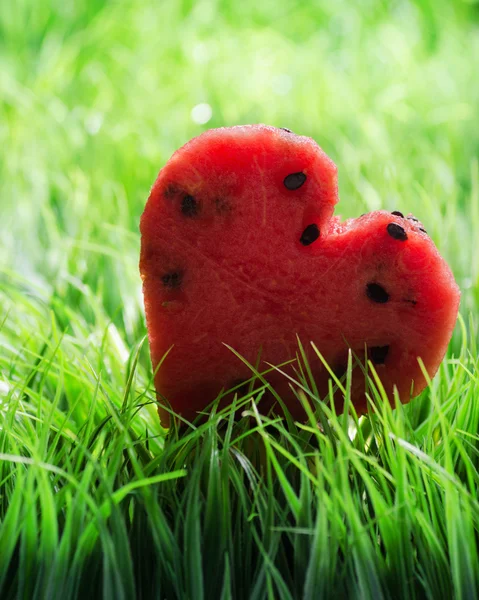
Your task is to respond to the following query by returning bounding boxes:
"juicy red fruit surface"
[140,125,460,426]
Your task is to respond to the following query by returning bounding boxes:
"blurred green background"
[1,0,478,353]
[1,2,479,597]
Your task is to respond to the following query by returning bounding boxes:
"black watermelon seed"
[280,127,293,133]
[161,271,183,288]
[387,222,408,241]
[391,210,404,218]
[370,345,389,365]
[284,172,307,190]
[419,227,428,234]
[407,216,419,222]
[366,283,390,303]
[300,224,320,246]
[181,194,198,217]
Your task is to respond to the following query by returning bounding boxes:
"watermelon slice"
[140,125,460,426]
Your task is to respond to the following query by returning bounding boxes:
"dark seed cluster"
[280,127,293,133]
[284,172,306,190]
[370,345,389,364]
[391,211,404,218]
[181,194,198,217]
[387,222,408,241]
[405,215,427,234]
[366,283,390,304]
[300,224,320,246]
[161,271,183,288]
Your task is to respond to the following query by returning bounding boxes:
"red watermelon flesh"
[140,125,460,426]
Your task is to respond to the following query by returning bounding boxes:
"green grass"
[1,0,479,597]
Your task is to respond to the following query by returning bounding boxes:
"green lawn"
[1,0,479,598]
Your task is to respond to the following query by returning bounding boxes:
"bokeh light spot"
[191,103,213,125]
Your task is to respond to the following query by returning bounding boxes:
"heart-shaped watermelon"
[140,125,460,426]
